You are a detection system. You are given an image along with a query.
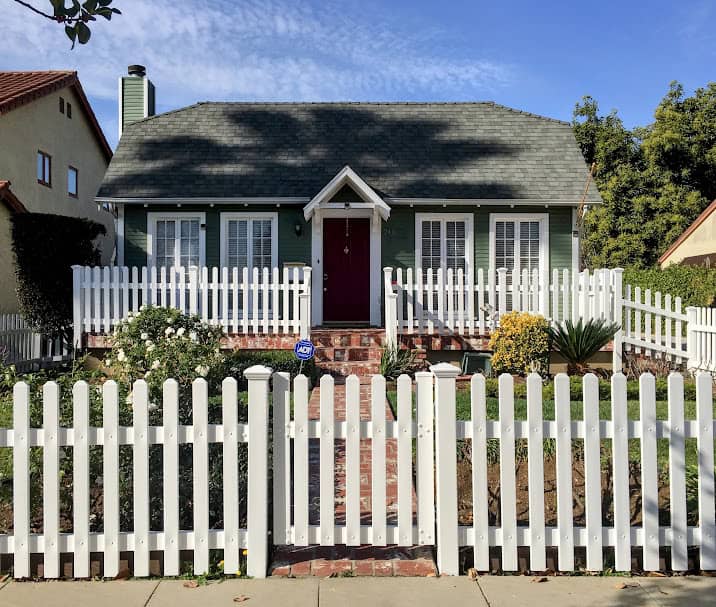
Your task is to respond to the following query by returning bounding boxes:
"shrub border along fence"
[0,366,714,578]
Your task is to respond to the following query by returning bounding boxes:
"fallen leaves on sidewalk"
[233,596,250,603]
[614,582,639,590]
[467,568,478,580]
[183,580,200,589]
[531,576,548,583]
[114,568,131,581]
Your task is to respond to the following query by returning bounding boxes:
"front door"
[322,218,370,323]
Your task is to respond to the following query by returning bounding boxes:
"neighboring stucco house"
[98,69,601,329]
[0,182,26,313]
[659,199,716,268]
[0,70,115,266]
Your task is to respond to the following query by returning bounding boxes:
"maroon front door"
[322,218,370,323]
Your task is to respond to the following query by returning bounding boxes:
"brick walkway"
[270,379,437,577]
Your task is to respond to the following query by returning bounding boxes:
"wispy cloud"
[1,0,512,144]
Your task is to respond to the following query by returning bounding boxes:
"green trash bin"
[461,352,492,375]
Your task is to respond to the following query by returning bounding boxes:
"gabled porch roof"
[303,165,391,221]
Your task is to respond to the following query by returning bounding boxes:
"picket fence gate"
[1,366,715,578]
[71,265,312,347]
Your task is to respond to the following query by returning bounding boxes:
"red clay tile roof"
[0,181,28,214]
[0,70,112,161]
[659,199,716,264]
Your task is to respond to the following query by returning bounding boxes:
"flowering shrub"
[107,306,224,419]
[488,311,550,376]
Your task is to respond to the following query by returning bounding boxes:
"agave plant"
[379,344,417,380]
[548,318,620,374]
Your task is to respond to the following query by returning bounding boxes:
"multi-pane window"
[68,166,78,197]
[493,218,543,274]
[224,216,275,269]
[152,217,201,269]
[418,215,470,273]
[37,151,51,186]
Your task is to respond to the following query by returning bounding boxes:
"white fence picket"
[471,374,489,571]
[72,381,90,578]
[12,383,30,578]
[667,373,688,571]
[42,382,60,578]
[193,379,210,575]
[371,374,387,547]
[554,374,574,571]
[415,371,435,546]
[345,375,361,547]
[696,372,716,570]
[583,374,603,571]
[163,380,180,576]
[293,374,309,547]
[103,381,120,577]
[526,373,546,571]
[222,377,241,573]
[611,373,631,571]
[396,374,413,546]
[498,374,518,571]
[132,380,150,577]
[640,373,660,571]
[319,375,335,546]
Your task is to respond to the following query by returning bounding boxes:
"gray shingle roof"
[98,101,602,203]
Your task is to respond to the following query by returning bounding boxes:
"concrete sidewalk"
[1,575,716,607]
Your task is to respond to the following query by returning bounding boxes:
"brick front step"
[314,346,383,362]
[270,546,436,577]
[316,361,381,377]
[312,329,385,348]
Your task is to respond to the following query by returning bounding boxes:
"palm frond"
[548,318,620,372]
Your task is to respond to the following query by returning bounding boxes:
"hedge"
[11,213,105,339]
[623,265,716,308]
[223,350,316,386]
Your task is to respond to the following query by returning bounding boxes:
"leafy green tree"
[574,83,715,269]
[11,0,121,47]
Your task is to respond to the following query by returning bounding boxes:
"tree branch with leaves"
[11,0,121,48]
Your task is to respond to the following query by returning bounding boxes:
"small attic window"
[67,102,72,119]
[59,97,65,114]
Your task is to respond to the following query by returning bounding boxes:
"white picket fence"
[2,367,715,578]
[71,265,312,347]
[383,267,716,371]
[383,267,621,341]
[0,314,69,370]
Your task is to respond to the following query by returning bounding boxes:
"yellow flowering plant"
[488,311,550,376]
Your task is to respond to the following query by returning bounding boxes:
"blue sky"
[3,0,714,148]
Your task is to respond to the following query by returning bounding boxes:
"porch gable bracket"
[303,165,391,221]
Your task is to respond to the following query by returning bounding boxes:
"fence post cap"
[383,266,393,273]
[430,362,461,378]
[612,267,624,274]
[244,365,273,380]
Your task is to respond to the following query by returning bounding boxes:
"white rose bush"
[107,306,224,422]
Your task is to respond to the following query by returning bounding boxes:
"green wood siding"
[121,77,145,128]
[382,205,575,272]
[124,204,573,273]
[123,205,311,268]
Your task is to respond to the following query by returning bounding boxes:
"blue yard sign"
[294,339,315,361]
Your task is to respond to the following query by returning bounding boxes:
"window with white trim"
[416,214,472,273]
[491,215,547,275]
[149,215,203,269]
[221,213,277,269]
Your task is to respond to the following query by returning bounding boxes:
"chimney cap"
[127,65,146,77]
